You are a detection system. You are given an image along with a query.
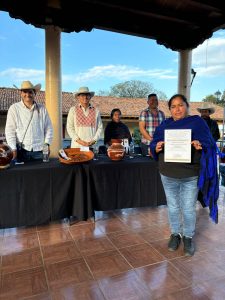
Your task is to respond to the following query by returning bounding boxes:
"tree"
[202,94,217,104]
[133,127,141,145]
[96,90,110,96]
[108,80,167,99]
[202,90,225,107]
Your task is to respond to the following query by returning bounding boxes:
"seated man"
[104,108,132,145]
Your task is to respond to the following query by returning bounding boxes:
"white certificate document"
[164,129,192,163]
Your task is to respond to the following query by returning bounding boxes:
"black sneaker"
[183,236,195,256]
[168,234,181,251]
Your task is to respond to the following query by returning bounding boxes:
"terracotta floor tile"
[194,275,225,299]
[3,225,37,237]
[95,219,129,233]
[46,258,93,289]
[68,218,94,226]
[0,187,225,298]
[42,241,81,264]
[113,208,142,216]
[107,231,146,248]
[22,292,52,300]
[94,210,118,220]
[52,281,105,300]
[1,232,39,255]
[149,238,185,260]
[170,251,225,284]
[157,286,210,300]
[135,261,190,299]
[38,228,72,246]
[76,236,116,256]
[98,270,152,300]
[85,250,132,279]
[119,243,165,268]
[194,233,225,252]
[2,247,42,274]
[140,209,169,224]
[196,216,218,229]
[117,214,151,229]
[135,223,171,242]
[36,220,69,231]
[0,267,48,299]
[69,223,104,240]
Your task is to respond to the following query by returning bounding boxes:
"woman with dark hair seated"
[104,109,132,145]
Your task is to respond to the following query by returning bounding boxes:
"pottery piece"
[107,139,125,161]
[0,142,13,169]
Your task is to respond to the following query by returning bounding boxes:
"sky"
[1,11,225,101]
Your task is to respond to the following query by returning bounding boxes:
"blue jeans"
[160,174,199,237]
[19,148,43,162]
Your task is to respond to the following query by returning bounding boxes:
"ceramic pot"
[107,139,125,161]
[0,142,13,169]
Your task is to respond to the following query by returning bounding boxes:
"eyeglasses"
[21,90,34,94]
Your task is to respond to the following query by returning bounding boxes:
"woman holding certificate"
[150,94,218,256]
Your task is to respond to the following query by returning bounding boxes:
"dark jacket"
[203,117,220,141]
[104,121,132,145]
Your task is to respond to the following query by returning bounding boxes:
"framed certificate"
[164,129,192,163]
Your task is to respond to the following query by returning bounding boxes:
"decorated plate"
[59,148,94,164]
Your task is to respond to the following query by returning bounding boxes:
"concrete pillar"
[178,50,192,100]
[45,26,62,157]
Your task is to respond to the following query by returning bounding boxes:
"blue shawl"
[150,115,218,224]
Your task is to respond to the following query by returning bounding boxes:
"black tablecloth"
[0,156,166,228]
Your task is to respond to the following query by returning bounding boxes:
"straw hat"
[197,102,215,115]
[19,81,41,92]
[74,87,95,98]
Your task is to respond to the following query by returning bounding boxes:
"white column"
[45,26,62,157]
[178,50,192,100]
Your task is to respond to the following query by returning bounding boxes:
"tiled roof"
[0,87,223,120]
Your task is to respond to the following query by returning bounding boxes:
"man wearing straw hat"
[197,102,220,141]
[66,87,103,148]
[5,81,53,162]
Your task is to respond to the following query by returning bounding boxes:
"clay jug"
[0,142,13,169]
[107,139,125,161]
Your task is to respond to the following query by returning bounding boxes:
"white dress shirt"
[5,101,53,151]
[66,104,103,148]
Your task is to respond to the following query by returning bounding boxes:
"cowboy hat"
[74,87,95,98]
[20,81,41,92]
[197,102,215,115]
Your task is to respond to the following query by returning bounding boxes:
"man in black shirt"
[197,103,220,141]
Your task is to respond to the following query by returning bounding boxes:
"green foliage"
[133,127,141,145]
[108,80,167,99]
[202,90,225,107]
[202,94,217,103]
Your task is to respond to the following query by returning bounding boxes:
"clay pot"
[107,139,125,161]
[0,142,13,169]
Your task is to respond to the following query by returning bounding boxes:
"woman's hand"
[76,139,89,147]
[87,140,96,146]
[191,140,202,150]
[155,141,164,153]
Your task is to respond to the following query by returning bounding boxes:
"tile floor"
[0,188,225,299]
